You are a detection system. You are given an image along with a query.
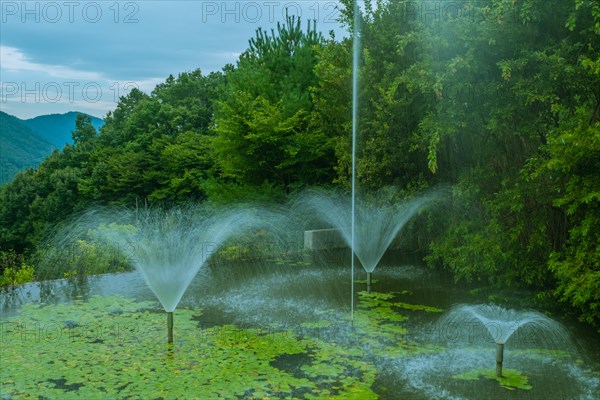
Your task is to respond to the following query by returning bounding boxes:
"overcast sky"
[0,1,347,119]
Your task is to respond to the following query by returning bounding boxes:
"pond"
[1,251,598,399]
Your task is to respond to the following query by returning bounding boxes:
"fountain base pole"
[366,272,372,292]
[496,342,504,377]
[167,311,174,344]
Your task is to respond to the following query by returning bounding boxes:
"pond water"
[1,251,598,399]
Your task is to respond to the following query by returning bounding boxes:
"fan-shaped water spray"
[438,304,573,376]
[79,205,262,343]
[299,189,438,290]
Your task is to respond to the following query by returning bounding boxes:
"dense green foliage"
[416,0,600,326]
[0,249,34,287]
[0,1,598,327]
[213,16,336,192]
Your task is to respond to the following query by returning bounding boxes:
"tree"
[78,70,224,204]
[424,0,600,327]
[213,15,335,192]
[326,0,435,191]
[72,114,97,145]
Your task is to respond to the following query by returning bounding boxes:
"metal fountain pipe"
[496,342,504,377]
[167,312,174,344]
[366,272,372,292]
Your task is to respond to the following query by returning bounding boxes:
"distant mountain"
[0,111,104,184]
[22,111,104,149]
[0,112,54,184]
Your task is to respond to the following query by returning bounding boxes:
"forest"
[0,0,598,329]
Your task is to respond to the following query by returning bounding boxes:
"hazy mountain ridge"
[22,111,104,149]
[0,112,54,184]
[0,111,104,184]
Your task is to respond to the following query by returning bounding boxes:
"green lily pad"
[392,302,443,313]
[1,288,451,399]
[350,291,443,357]
[0,294,381,399]
[300,320,332,329]
[453,368,533,390]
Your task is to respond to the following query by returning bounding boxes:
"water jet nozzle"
[167,311,174,344]
[496,342,504,377]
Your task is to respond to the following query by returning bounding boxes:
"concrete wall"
[304,228,347,251]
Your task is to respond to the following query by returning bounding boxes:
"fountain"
[345,1,441,294]
[90,205,260,344]
[438,304,573,376]
[300,189,437,292]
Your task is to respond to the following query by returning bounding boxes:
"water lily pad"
[392,302,442,313]
[354,279,379,284]
[0,294,380,399]
[453,368,533,390]
[349,291,442,358]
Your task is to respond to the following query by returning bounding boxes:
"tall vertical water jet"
[351,0,361,318]
[346,1,440,296]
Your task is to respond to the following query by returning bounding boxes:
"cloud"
[0,46,103,81]
[1,46,167,91]
[0,1,346,118]
[0,46,168,119]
